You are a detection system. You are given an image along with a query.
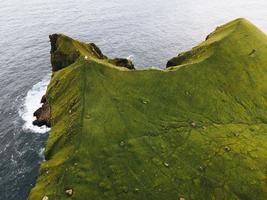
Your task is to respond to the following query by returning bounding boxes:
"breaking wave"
[19,75,51,134]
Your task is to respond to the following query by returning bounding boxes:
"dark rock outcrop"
[33,95,51,127]
[88,43,107,59]
[49,34,58,54]
[166,53,187,68]
[49,34,80,72]
[51,50,80,72]
[110,58,135,70]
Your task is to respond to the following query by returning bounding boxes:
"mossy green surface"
[29,18,267,200]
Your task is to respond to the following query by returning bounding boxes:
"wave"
[19,75,51,134]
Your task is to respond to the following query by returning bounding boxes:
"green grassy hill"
[29,18,267,200]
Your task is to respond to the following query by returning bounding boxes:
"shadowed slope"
[29,18,267,200]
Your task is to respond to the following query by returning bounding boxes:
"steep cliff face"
[29,19,267,200]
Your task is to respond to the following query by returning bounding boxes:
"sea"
[0,0,267,199]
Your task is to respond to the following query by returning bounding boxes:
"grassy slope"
[29,18,267,200]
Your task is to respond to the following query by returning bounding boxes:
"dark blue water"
[1,0,267,199]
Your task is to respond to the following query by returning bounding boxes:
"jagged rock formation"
[29,19,267,200]
[33,95,51,127]
[109,58,135,70]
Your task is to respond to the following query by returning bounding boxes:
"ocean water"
[0,0,267,199]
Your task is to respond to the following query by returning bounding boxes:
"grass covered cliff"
[29,18,267,200]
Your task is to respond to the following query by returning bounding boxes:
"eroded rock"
[49,34,80,72]
[33,95,51,127]
[88,43,107,59]
[110,58,135,70]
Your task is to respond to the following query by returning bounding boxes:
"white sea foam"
[19,75,51,134]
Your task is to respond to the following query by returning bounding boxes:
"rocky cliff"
[30,19,267,200]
